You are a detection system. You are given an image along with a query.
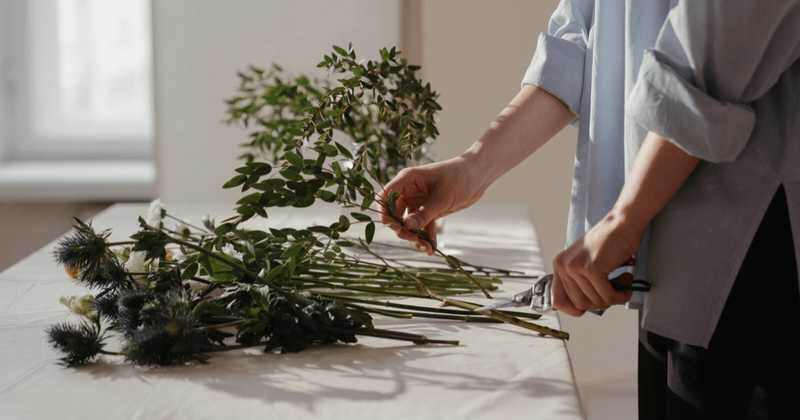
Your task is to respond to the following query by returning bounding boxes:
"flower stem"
[420,287,569,340]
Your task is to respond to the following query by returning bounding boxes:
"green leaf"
[334,142,353,159]
[236,192,261,205]
[315,119,333,130]
[307,225,332,234]
[286,128,304,137]
[317,190,336,202]
[361,196,374,210]
[251,179,286,191]
[332,45,348,56]
[323,109,344,117]
[281,243,304,259]
[249,163,273,177]
[214,223,232,235]
[321,144,338,157]
[338,215,351,232]
[445,255,461,270]
[284,151,304,167]
[279,169,303,181]
[265,265,284,282]
[201,252,240,282]
[365,222,375,244]
[181,263,198,280]
[223,174,247,189]
[236,205,256,218]
[350,212,372,222]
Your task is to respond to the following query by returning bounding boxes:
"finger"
[588,272,634,307]
[609,273,634,303]
[613,272,634,286]
[566,271,607,309]
[403,191,450,233]
[395,228,418,243]
[619,256,636,267]
[552,272,585,317]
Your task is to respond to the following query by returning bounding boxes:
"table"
[0,203,582,419]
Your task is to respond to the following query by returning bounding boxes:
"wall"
[151,0,400,204]
[420,0,639,385]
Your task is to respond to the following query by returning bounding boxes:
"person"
[379,1,800,418]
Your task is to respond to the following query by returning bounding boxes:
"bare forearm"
[552,131,700,315]
[461,84,576,192]
[610,131,701,234]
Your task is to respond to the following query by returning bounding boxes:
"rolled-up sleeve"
[626,0,800,163]
[521,0,593,116]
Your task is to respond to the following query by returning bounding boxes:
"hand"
[379,157,485,255]
[552,213,642,316]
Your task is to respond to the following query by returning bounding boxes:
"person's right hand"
[379,156,485,255]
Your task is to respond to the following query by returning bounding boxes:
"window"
[0,0,155,200]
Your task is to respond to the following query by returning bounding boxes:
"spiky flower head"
[54,219,128,289]
[119,288,212,365]
[47,320,106,366]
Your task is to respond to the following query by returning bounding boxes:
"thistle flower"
[54,219,128,289]
[93,291,120,323]
[121,289,211,365]
[47,321,106,366]
[116,287,161,336]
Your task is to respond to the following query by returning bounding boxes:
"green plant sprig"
[47,45,568,367]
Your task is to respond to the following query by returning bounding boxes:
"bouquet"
[47,45,568,367]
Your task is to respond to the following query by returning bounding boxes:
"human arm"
[553,0,800,316]
[552,131,700,316]
[379,84,575,255]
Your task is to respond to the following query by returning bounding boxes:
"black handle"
[610,279,651,292]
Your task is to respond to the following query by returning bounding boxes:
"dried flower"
[53,219,127,289]
[46,321,105,366]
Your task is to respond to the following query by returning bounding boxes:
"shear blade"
[474,299,515,312]
[474,289,533,312]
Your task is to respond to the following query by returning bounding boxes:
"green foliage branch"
[46,45,568,367]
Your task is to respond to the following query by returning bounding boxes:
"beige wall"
[420,0,639,385]
[152,0,400,204]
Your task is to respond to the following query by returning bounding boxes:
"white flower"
[168,246,186,263]
[125,251,148,282]
[145,199,165,227]
[173,218,190,236]
[59,294,95,316]
[200,214,214,230]
[221,243,243,260]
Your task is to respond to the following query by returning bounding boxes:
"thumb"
[403,195,449,231]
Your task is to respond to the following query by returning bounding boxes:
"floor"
[580,376,638,420]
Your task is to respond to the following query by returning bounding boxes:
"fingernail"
[405,218,418,229]
[420,245,427,253]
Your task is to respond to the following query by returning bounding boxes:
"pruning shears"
[474,274,651,313]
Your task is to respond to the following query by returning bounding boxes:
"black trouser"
[639,185,800,419]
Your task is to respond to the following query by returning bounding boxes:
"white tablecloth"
[0,203,582,420]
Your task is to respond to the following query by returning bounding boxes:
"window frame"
[0,0,155,162]
[0,0,156,201]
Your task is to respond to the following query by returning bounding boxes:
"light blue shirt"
[522,0,800,347]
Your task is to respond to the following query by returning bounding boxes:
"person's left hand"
[552,213,643,317]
